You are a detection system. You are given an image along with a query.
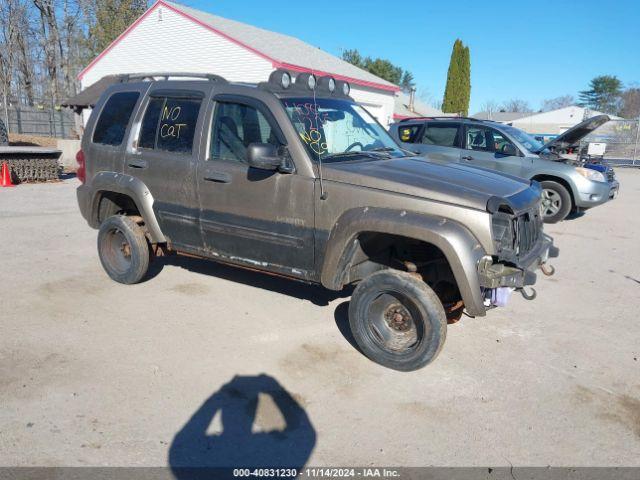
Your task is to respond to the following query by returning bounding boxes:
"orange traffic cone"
[1,161,15,187]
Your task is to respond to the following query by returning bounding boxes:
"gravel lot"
[1,169,639,468]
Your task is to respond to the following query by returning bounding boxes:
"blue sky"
[186,0,639,113]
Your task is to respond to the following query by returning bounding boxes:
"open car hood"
[542,114,610,151]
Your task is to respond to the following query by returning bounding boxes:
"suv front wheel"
[349,270,447,371]
[540,180,572,223]
[98,215,150,284]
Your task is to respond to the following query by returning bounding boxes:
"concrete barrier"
[56,139,81,171]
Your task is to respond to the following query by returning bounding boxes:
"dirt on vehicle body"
[75,70,558,371]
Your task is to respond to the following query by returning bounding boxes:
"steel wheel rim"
[103,228,132,274]
[365,291,425,354]
[542,189,562,217]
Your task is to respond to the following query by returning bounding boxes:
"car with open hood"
[75,70,557,371]
[389,114,619,223]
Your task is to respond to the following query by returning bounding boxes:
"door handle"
[127,159,148,169]
[203,171,231,183]
[461,155,473,161]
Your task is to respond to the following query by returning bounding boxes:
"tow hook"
[540,263,555,277]
[517,287,537,300]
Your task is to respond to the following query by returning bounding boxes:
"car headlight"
[575,167,606,183]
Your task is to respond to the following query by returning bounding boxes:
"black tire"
[540,180,572,223]
[97,215,150,284]
[0,118,8,146]
[348,270,447,371]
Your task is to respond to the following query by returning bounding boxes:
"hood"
[542,114,610,151]
[322,156,531,211]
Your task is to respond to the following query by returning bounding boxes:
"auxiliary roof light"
[307,74,316,90]
[267,69,293,90]
[280,71,291,89]
[342,81,350,96]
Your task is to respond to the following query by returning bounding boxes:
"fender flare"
[320,207,488,316]
[88,172,166,243]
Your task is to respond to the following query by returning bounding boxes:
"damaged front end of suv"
[480,182,559,308]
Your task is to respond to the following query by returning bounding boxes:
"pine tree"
[578,75,623,115]
[460,45,471,116]
[442,39,471,116]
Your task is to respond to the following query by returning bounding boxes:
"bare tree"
[501,99,532,113]
[541,95,575,112]
[620,87,640,119]
[33,0,64,103]
[479,100,500,113]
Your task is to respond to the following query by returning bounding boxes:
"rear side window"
[138,96,202,154]
[93,92,140,146]
[421,123,460,147]
[397,124,421,143]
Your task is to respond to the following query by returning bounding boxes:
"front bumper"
[478,234,559,290]
[574,179,618,208]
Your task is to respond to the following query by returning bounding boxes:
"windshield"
[281,97,404,162]
[500,125,546,154]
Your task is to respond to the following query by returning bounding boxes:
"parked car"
[389,115,619,223]
[76,70,557,371]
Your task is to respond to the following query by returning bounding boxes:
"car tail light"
[76,149,86,184]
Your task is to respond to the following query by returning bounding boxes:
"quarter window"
[138,96,201,154]
[210,102,279,163]
[421,123,460,147]
[397,125,421,143]
[93,91,140,146]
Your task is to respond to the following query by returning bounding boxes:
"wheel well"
[345,232,461,305]
[95,191,141,224]
[532,174,575,208]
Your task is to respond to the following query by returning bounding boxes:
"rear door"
[195,94,315,277]
[461,124,524,176]
[414,121,462,162]
[123,86,208,250]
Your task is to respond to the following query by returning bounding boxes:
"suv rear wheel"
[348,270,447,371]
[98,215,150,284]
[540,180,572,223]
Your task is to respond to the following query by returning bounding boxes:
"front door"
[462,124,524,176]
[123,90,206,250]
[196,96,315,278]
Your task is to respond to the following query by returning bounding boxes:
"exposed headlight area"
[491,211,516,257]
[575,166,606,183]
[491,205,543,261]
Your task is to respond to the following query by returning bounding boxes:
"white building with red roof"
[78,1,400,125]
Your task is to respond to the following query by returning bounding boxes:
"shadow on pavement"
[169,374,315,479]
[148,254,352,306]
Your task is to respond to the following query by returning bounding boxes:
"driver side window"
[210,101,280,163]
[466,126,516,154]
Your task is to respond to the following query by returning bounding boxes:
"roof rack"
[399,116,480,123]
[119,72,228,83]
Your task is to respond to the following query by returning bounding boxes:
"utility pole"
[633,115,640,166]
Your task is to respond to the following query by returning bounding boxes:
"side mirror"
[247,143,284,171]
[501,143,518,156]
